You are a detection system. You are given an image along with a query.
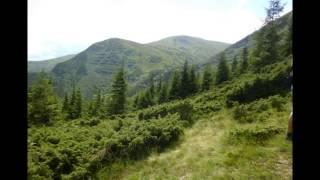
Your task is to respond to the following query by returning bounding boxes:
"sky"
[28,0,292,61]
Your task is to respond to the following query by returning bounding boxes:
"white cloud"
[28,0,292,61]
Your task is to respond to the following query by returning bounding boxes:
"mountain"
[28,54,76,72]
[149,35,229,63]
[50,36,230,98]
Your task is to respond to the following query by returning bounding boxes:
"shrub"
[228,125,283,144]
[47,136,60,145]
[226,63,290,104]
[232,104,254,123]
[269,95,286,111]
[138,101,193,122]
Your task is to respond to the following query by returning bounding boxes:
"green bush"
[226,63,290,104]
[78,118,100,127]
[232,104,254,123]
[47,136,60,144]
[228,125,283,144]
[138,101,193,122]
[269,95,286,111]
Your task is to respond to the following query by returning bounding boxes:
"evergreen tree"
[68,86,77,119]
[107,67,127,115]
[70,88,82,119]
[157,75,162,94]
[133,94,139,108]
[265,0,284,23]
[180,61,190,98]
[169,71,181,100]
[88,101,94,117]
[149,73,155,97]
[215,52,230,85]
[252,0,284,70]
[201,64,213,91]
[158,82,168,104]
[76,88,82,118]
[28,72,59,125]
[189,65,197,94]
[283,15,292,56]
[93,90,102,116]
[138,91,153,108]
[195,72,201,93]
[240,47,249,73]
[231,56,238,75]
[62,93,69,113]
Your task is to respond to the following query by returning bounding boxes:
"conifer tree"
[68,86,77,119]
[201,64,213,91]
[62,93,69,113]
[189,65,197,94]
[74,88,82,118]
[93,90,102,116]
[283,15,292,56]
[107,66,127,115]
[180,61,190,98]
[158,82,168,104]
[157,75,162,94]
[231,56,238,75]
[215,52,230,85]
[133,95,140,109]
[28,72,59,125]
[252,0,284,69]
[169,71,181,100]
[148,73,155,97]
[240,47,249,73]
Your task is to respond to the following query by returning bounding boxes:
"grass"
[96,100,292,179]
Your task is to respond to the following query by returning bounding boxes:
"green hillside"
[28,54,76,73]
[28,59,293,179]
[28,6,292,180]
[50,36,230,98]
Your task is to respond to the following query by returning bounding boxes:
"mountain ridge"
[47,35,230,97]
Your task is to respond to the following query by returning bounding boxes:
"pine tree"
[28,72,59,125]
[169,71,181,100]
[265,0,284,24]
[157,75,162,94]
[62,93,69,113]
[138,91,153,108]
[215,52,230,85]
[189,65,197,94]
[180,61,190,98]
[88,101,94,117]
[93,90,102,116]
[252,0,284,70]
[283,15,292,56]
[201,64,213,91]
[69,88,82,119]
[133,95,140,108]
[231,56,238,75]
[149,73,155,97]
[195,72,201,93]
[158,82,168,104]
[240,47,249,74]
[107,67,127,115]
[68,86,76,119]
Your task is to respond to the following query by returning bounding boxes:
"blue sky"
[28,0,292,61]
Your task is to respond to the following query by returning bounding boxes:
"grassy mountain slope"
[97,102,292,179]
[28,58,292,179]
[50,36,230,98]
[28,10,292,180]
[28,54,75,73]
